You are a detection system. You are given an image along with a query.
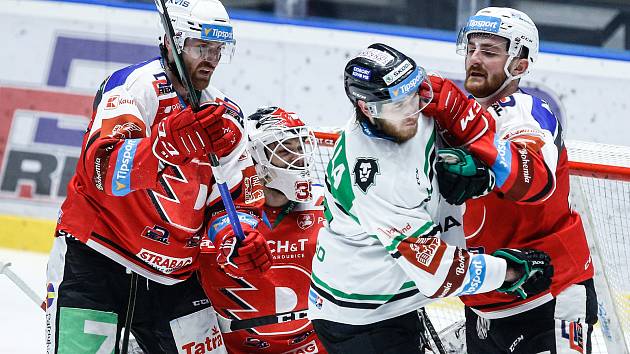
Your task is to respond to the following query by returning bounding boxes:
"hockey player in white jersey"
[308,43,555,354]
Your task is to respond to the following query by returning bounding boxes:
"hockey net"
[311,131,630,354]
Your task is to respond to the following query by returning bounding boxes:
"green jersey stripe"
[311,272,411,302]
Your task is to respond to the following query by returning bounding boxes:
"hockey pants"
[311,310,427,354]
[45,236,226,354]
[465,279,598,354]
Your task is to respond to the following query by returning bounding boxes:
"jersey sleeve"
[82,73,161,196]
[468,94,561,204]
[352,185,506,298]
[325,133,506,299]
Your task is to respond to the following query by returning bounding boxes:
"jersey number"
[330,146,345,190]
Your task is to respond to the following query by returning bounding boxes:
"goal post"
[567,140,630,354]
[310,132,630,353]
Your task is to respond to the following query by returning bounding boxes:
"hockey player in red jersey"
[421,7,597,354]
[199,106,327,354]
[45,1,272,353]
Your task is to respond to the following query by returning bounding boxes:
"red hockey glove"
[215,222,272,279]
[200,103,241,159]
[152,103,237,165]
[422,76,494,146]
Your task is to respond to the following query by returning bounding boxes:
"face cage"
[252,127,318,203]
[365,68,433,121]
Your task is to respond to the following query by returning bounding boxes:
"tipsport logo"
[465,15,501,33]
[112,138,140,196]
[388,68,422,100]
[201,24,233,42]
[459,255,487,295]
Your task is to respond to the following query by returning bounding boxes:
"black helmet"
[344,43,431,119]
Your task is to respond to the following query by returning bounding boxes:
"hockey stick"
[0,261,146,353]
[418,308,447,354]
[435,320,467,354]
[154,0,244,241]
[0,261,46,310]
[121,272,139,354]
[217,308,308,333]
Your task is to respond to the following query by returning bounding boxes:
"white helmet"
[456,7,539,80]
[247,107,317,203]
[163,0,236,63]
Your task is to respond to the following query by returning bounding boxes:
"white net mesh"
[311,133,630,353]
[567,140,630,353]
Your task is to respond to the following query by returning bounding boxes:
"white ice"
[0,248,48,353]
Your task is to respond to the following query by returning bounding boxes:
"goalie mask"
[344,43,433,121]
[161,0,236,64]
[247,107,317,203]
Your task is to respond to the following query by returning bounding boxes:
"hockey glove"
[421,76,494,146]
[152,103,237,165]
[215,222,273,279]
[436,148,495,205]
[492,248,554,300]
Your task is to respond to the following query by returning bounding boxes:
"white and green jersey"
[308,118,507,325]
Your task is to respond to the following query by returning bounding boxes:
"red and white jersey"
[199,185,327,354]
[461,92,594,318]
[56,57,264,285]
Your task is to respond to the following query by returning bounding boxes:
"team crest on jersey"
[185,233,202,248]
[152,73,173,96]
[142,225,170,245]
[353,157,380,193]
[297,213,315,230]
[244,338,270,349]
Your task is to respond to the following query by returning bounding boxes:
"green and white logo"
[57,307,118,354]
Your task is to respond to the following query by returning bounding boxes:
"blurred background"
[131,0,630,50]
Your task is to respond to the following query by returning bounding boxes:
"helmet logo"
[201,24,233,42]
[268,108,304,128]
[388,68,422,99]
[383,60,413,86]
[351,66,372,81]
[166,0,190,8]
[357,48,395,66]
[466,15,501,33]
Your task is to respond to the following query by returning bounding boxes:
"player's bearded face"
[376,116,418,143]
[180,39,223,90]
[464,35,510,98]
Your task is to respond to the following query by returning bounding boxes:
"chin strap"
[475,56,523,105]
[358,118,397,142]
[474,75,513,105]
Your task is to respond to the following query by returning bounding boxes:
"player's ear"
[510,58,529,77]
[357,100,376,124]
